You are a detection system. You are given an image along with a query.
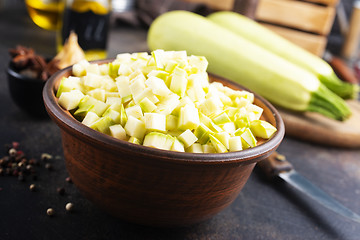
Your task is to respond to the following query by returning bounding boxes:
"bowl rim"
[43,60,285,165]
[7,61,46,83]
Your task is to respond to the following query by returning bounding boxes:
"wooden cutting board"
[277,100,360,148]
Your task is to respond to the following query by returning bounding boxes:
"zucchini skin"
[147,11,351,120]
[207,11,359,100]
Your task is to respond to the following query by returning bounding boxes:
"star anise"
[9,46,59,81]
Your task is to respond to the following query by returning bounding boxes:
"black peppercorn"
[15,151,25,162]
[45,163,52,170]
[11,163,17,169]
[28,158,38,166]
[57,187,65,195]
[13,169,19,177]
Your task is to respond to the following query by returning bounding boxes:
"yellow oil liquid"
[25,0,63,31]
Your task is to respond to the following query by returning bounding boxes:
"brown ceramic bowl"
[43,60,284,227]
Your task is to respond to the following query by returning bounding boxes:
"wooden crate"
[183,0,338,56]
[260,23,328,56]
[182,0,235,10]
[255,0,337,56]
[255,0,336,35]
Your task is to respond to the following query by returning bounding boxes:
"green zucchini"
[147,11,351,120]
[207,11,359,99]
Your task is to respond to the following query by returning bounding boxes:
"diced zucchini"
[82,111,100,126]
[58,89,84,110]
[124,116,146,140]
[144,113,166,132]
[56,49,278,153]
[186,143,203,153]
[139,97,157,113]
[240,128,257,148]
[178,129,198,148]
[90,116,114,135]
[250,120,277,139]
[143,132,174,150]
[209,134,228,153]
[178,103,200,130]
[171,137,185,152]
[109,124,127,140]
[229,136,242,152]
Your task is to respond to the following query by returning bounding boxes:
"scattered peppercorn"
[8,148,17,157]
[45,163,52,170]
[65,203,74,212]
[41,153,53,162]
[12,141,20,150]
[65,177,72,183]
[1,142,42,181]
[46,208,54,216]
[1,142,79,217]
[28,158,38,166]
[15,151,25,162]
[29,184,36,192]
[26,164,32,171]
[57,187,65,195]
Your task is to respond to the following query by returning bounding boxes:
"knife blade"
[257,152,360,223]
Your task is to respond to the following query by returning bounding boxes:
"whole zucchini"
[207,11,358,99]
[147,11,351,120]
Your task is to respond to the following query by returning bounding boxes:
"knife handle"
[257,152,293,178]
[329,56,359,84]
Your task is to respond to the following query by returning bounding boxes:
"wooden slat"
[255,0,336,35]
[182,0,235,10]
[261,23,327,56]
[294,0,338,6]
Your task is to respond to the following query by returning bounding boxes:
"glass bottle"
[57,0,111,61]
[25,0,64,30]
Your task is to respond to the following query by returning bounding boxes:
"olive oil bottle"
[57,0,111,61]
[25,0,63,30]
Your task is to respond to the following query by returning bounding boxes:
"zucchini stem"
[308,84,352,121]
[319,72,359,100]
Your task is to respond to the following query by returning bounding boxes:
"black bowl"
[7,61,48,117]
